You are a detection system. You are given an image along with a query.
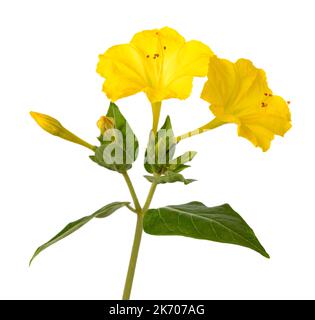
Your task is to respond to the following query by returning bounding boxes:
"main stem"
[122,213,143,300]
[122,175,159,300]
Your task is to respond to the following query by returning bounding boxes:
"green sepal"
[144,116,197,180]
[144,116,176,174]
[168,151,197,173]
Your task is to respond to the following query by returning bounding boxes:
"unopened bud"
[97,116,115,134]
[30,111,96,151]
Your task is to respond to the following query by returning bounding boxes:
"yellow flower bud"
[30,111,96,151]
[97,116,115,134]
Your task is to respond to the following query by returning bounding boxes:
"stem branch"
[122,172,142,212]
[176,118,224,143]
[142,176,159,213]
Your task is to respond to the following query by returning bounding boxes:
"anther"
[264,93,268,96]
[269,94,273,97]
[287,101,291,104]
[261,102,268,108]
[146,55,150,58]
[163,46,167,50]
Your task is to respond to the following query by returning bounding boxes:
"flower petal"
[157,40,213,101]
[131,27,185,58]
[97,44,146,101]
[201,56,236,110]
[170,40,213,79]
[238,124,274,151]
[241,95,291,137]
[130,27,185,90]
[164,75,193,100]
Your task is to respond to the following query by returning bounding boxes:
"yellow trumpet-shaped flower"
[30,112,96,151]
[196,56,291,151]
[97,27,213,132]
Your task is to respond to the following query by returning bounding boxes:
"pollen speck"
[264,93,268,96]
[146,54,150,58]
[163,46,167,50]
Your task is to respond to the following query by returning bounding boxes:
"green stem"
[122,175,159,300]
[142,177,159,213]
[126,204,137,214]
[176,117,225,143]
[151,102,162,134]
[122,172,142,212]
[122,213,143,300]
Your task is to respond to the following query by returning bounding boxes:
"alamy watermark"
[99,127,204,165]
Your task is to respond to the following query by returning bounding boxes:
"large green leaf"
[143,202,269,258]
[29,201,129,265]
[91,102,138,173]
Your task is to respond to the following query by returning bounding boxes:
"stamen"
[264,93,268,96]
[146,54,150,58]
[261,102,268,108]
[163,46,167,50]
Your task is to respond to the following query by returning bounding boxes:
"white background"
[0,0,314,300]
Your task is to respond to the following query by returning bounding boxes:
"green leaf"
[91,102,138,173]
[144,172,196,185]
[29,201,129,265]
[143,202,269,258]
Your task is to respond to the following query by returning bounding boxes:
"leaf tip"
[29,254,36,267]
[262,250,270,259]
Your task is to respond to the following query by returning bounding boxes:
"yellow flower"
[198,56,292,151]
[30,112,96,151]
[97,116,115,134]
[97,27,213,132]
